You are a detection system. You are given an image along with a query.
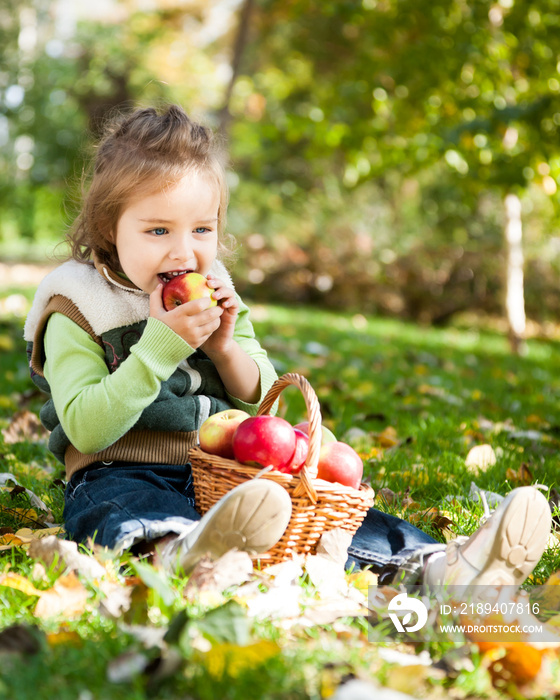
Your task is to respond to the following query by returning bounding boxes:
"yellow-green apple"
[162,272,217,312]
[199,409,250,459]
[281,428,309,474]
[316,441,363,489]
[294,421,337,445]
[232,415,296,471]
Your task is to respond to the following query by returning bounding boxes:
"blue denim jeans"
[63,462,201,552]
[63,462,440,575]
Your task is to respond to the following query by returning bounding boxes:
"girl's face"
[115,170,220,294]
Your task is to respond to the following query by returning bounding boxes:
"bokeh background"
[1,0,560,348]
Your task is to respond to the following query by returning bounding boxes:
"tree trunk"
[218,0,255,140]
[504,192,527,355]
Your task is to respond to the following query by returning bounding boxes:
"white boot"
[424,486,551,588]
[160,479,292,573]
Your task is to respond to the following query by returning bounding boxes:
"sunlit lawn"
[1,286,560,699]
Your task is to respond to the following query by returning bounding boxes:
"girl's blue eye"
[152,228,167,236]
[194,227,209,234]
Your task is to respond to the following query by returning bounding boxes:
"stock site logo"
[387,593,428,633]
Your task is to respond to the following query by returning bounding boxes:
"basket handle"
[257,373,320,503]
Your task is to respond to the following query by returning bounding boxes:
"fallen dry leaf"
[1,410,49,445]
[28,535,107,581]
[315,528,353,567]
[408,507,455,540]
[0,533,25,550]
[34,572,89,619]
[97,580,133,619]
[375,487,398,506]
[478,641,551,693]
[107,650,151,684]
[347,569,378,595]
[0,572,42,597]
[46,629,83,647]
[505,462,534,486]
[0,474,52,513]
[193,639,280,681]
[376,426,399,448]
[0,526,65,552]
[184,550,253,602]
[465,444,497,474]
[530,570,560,614]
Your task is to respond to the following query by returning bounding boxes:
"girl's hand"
[149,283,224,349]
[199,275,239,358]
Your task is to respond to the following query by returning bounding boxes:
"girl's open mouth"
[158,270,194,284]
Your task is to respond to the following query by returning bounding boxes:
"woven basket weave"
[190,372,375,565]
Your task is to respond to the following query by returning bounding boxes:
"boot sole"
[471,487,551,587]
[180,480,292,570]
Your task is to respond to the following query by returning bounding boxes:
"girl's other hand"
[149,283,223,349]
[200,275,239,357]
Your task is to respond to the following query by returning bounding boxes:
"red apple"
[232,415,296,472]
[199,409,250,459]
[294,421,337,445]
[316,441,363,490]
[162,272,217,312]
[280,428,309,474]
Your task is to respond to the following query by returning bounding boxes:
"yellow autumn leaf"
[15,526,65,542]
[46,630,83,647]
[354,381,375,398]
[34,572,90,619]
[0,534,24,550]
[0,505,40,521]
[402,396,417,405]
[530,570,560,615]
[527,414,548,426]
[320,666,342,698]
[196,640,280,680]
[377,426,398,448]
[0,572,42,596]
[401,469,429,487]
[347,569,378,595]
[417,383,438,395]
[358,446,383,461]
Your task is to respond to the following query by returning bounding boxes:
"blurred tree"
[0,0,239,248]
[2,0,560,336]
[228,0,560,348]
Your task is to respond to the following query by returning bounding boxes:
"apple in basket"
[232,415,296,472]
[294,421,337,445]
[281,428,309,474]
[316,441,363,490]
[162,272,217,312]
[199,409,251,459]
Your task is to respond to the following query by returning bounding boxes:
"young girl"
[24,104,293,570]
[24,104,552,587]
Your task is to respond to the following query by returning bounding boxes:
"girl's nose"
[169,233,193,261]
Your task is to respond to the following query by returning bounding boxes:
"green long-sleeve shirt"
[42,298,277,465]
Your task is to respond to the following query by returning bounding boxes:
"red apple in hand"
[199,409,250,459]
[280,428,309,474]
[294,421,337,445]
[162,272,217,311]
[316,441,363,490]
[232,415,296,472]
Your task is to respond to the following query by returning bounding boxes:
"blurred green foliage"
[1,0,560,321]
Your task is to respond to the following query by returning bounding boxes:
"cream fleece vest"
[25,258,235,478]
[24,258,233,342]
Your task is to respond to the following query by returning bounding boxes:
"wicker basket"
[190,372,375,565]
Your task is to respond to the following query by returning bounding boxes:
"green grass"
[1,289,560,698]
